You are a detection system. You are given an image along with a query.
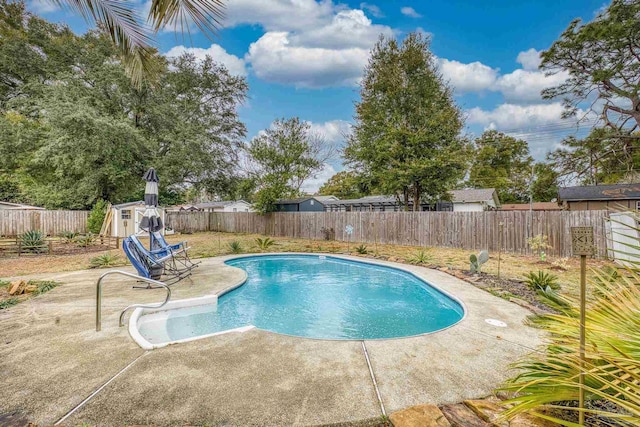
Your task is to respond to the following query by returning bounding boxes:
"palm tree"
[53,0,225,86]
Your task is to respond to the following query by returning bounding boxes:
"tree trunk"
[413,185,421,212]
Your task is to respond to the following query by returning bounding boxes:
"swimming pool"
[135,255,465,345]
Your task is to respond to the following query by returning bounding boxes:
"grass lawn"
[0,231,612,300]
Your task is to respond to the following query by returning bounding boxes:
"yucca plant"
[523,270,560,291]
[20,230,46,252]
[61,231,79,244]
[355,244,368,254]
[228,241,242,254]
[502,246,640,425]
[89,252,124,269]
[31,280,59,296]
[75,233,96,248]
[255,237,275,251]
[408,250,432,265]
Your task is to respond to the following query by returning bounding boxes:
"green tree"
[247,117,329,213]
[531,163,559,202]
[344,32,469,211]
[318,171,369,199]
[87,199,108,234]
[0,5,248,208]
[547,127,640,185]
[541,0,640,133]
[467,130,533,204]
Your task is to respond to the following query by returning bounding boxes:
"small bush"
[75,233,96,248]
[523,270,560,291]
[355,244,368,254]
[60,231,79,244]
[30,280,58,295]
[255,237,275,251]
[90,252,123,269]
[527,234,552,262]
[20,229,46,252]
[408,250,432,265]
[0,298,19,309]
[228,241,243,254]
[87,199,108,234]
[551,257,570,270]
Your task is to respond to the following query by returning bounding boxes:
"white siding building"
[449,189,500,212]
[196,200,254,213]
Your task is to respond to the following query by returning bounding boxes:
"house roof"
[275,197,321,205]
[558,184,640,201]
[0,201,44,210]
[501,202,562,211]
[449,188,498,204]
[313,195,339,202]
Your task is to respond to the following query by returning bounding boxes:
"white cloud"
[29,0,59,14]
[467,102,568,129]
[360,2,384,18]
[289,9,393,49]
[400,6,422,18]
[438,58,498,93]
[165,44,247,76]
[224,0,335,32]
[301,163,337,193]
[246,32,370,88]
[494,69,569,103]
[308,120,352,143]
[516,48,542,71]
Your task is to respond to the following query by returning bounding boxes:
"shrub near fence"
[166,210,610,258]
[0,210,89,237]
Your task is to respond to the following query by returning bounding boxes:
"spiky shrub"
[409,250,432,265]
[228,241,243,254]
[0,298,19,309]
[355,244,368,254]
[523,270,560,292]
[75,233,96,248]
[20,230,46,252]
[90,252,123,269]
[60,231,79,244]
[30,280,58,295]
[255,237,275,251]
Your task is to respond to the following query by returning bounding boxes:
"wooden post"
[48,240,53,255]
[570,226,594,427]
[17,240,21,257]
[115,236,120,249]
[498,222,503,278]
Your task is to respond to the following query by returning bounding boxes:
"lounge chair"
[124,236,191,285]
[150,231,200,270]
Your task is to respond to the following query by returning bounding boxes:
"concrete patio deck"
[0,254,544,426]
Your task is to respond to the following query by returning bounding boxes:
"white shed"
[105,201,166,238]
[196,200,254,213]
[449,189,501,212]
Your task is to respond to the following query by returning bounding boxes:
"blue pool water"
[138,255,464,342]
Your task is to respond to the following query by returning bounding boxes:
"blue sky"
[28,0,606,191]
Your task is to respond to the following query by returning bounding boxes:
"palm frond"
[147,0,225,38]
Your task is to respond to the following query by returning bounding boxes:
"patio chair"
[124,237,190,286]
[150,231,200,270]
[130,235,193,282]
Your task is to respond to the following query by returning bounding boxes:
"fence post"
[17,240,21,257]
[48,240,53,255]
[115,236,120,249]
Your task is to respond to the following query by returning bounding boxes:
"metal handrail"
[95,270,171,331]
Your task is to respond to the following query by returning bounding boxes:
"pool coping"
[128,253,468,349]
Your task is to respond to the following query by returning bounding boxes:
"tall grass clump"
[502,236,640,425]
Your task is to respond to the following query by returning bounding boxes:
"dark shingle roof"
[558,184,640,201]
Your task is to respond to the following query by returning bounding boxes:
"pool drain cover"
[485,319,507,327]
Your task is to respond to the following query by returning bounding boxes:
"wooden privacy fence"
[166,210,610,258]
[0,210,89,237]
